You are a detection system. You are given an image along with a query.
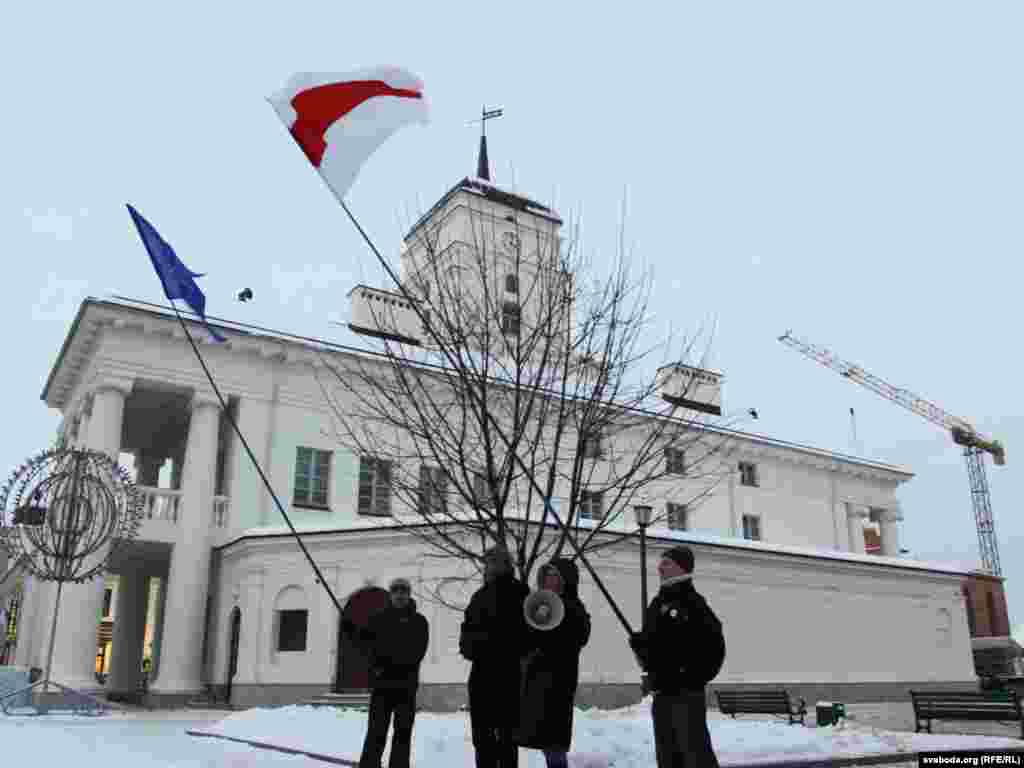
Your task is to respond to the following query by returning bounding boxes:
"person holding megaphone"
[515,558,592,768]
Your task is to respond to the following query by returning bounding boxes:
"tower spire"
[472,106,503,181]
[477,134,490,181]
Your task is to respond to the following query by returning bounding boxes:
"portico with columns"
[24,318,239,702]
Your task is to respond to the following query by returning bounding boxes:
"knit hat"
[389,577,412,591]
[662,545,694,574]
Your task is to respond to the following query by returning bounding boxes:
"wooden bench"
[715,689,807,725]
[910,690,1024,739]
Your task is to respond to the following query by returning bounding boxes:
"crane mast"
[778,331,1007,576]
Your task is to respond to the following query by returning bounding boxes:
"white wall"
[213,528,975,690]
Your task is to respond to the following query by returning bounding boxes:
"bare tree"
[317,182,743,607]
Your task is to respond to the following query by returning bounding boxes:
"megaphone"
[524,589,565,631]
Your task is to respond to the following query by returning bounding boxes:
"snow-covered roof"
[403,176,562,242]
[50,297,912,481]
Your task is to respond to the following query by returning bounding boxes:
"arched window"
[505,274,518,294]
[273,586,309,653]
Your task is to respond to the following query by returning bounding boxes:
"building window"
[579,491,604,521]
[473,472,494,509]
[665,447,685,475]
[418,466,448,516]
[502,302,521,335]
[582,426,604,459]
[294,447,331,508]
[102,588,113,619]
[742,514,761,541]
[276,609,309,652]
[358,456,392,516]
[667,502,688,531]
[739,461,759,488]
[505,274,519,294]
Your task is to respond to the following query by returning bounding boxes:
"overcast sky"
[2,2,1021,637]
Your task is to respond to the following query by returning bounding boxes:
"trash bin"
[816,701,835,726]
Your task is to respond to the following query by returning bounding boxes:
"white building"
[7,170,980,710]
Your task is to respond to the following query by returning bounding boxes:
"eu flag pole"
[125,204,345,616]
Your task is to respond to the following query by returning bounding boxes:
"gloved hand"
[628,631,646,654]
[629,631,648,667]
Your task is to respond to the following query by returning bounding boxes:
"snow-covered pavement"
[2,699,1023,768]
[0,712,320,767]
[195,699,1024,768]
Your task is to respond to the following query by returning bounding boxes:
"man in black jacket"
[459,546,531,768]
[343,577,429,768]
[629,545,725,768]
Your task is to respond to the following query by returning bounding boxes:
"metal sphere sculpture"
[0,448,143,583]
[0,447,142,715]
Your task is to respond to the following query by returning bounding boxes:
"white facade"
[10,174,979,707]
[8,292,978,708]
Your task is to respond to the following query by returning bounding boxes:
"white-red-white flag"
[269,66,428,199]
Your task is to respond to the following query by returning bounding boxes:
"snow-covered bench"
[910,690,1024,739]
[715,688,807,725]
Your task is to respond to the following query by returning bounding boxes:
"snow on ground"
[2,698,1021,768]
[0,712,320,767]
[198,699,1024,768]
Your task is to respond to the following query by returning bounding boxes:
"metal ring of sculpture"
[0,448,143,584]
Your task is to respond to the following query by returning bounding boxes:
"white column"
[48,377,131,690]
[846,504,869,555]
[72,396,91,450]
[106,570,150,694]
[150,578,168,682]
[880,505,903,557]
[13,575,42,668]
[234,570,265,686]
[151,394,220,695]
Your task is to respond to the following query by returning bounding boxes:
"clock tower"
[348,131,566,351]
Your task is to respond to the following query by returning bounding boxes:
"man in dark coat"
[459,546,532,768]
[516,558,591,768]
[343,577,429,768]
[629,545,725,768]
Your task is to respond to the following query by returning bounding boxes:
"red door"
[335,587,390,692]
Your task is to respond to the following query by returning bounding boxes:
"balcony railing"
[135,487,229,528]
[138,487,181,523]
[213,496,229,528]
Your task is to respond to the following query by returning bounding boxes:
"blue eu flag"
[127,204,227,342]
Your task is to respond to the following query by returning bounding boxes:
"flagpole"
[167,304,345,616]
[316,177,635,636]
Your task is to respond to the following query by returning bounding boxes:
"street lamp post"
[634,503,653,696]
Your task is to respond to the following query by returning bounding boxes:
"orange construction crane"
[778,331,1007,575]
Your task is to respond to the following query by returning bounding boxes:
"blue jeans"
[543,750,568,768]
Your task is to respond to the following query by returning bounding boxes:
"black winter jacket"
[632,577,725,694]
[351,599,429,690]
[459,571,531,723]
[516,558,591,750]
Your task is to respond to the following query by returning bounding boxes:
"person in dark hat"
[459,546,531,768]
[629,545,725,768]
[516,557,591,768]
[343,576,429,768]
